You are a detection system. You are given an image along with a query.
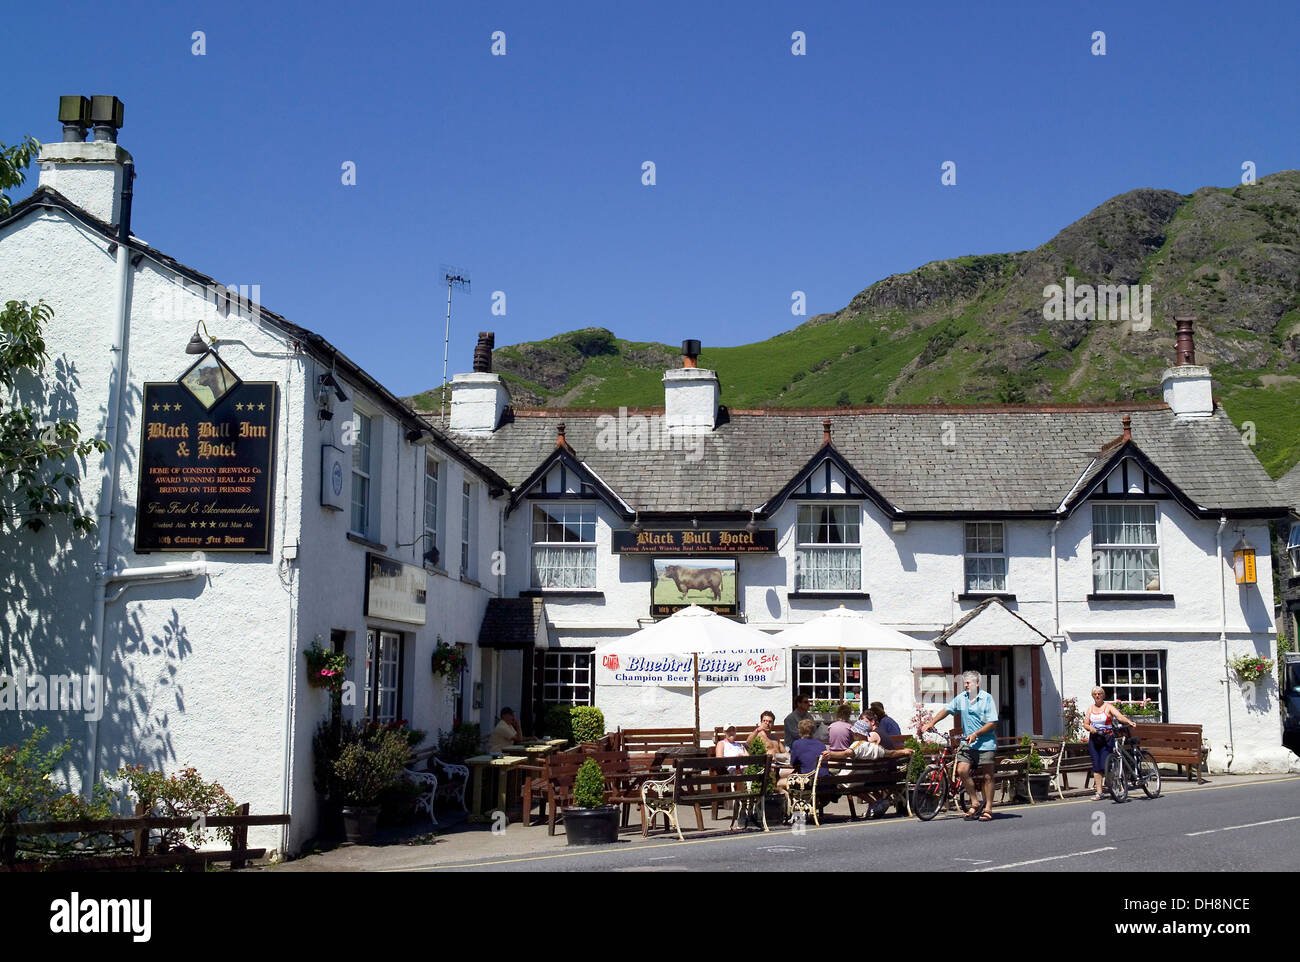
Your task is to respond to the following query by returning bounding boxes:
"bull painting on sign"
[652,557,737,617]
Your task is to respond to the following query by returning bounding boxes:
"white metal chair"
[429,757,470,813]
[404,768,438,825]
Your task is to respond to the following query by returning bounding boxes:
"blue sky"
[6,0,1299,396]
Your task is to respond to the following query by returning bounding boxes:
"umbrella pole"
[840,648,847,705]
[693,652,701,746]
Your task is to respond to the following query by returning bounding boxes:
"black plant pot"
[341,805,381,844]
[763,793,787,826]
[563,806,620,846]
[1017,774,1052,803]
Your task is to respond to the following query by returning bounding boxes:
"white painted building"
[0,109,511,855]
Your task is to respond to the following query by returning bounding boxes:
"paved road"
[408,776,1300,872]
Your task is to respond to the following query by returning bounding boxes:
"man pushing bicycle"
[921,670,998,821]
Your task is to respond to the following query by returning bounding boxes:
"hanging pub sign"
[612,528,776,553]
[134,351,278,553]
[652,557,738,617]
[364,553,427,625]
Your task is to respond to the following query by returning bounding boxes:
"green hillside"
[410,171,1300,477]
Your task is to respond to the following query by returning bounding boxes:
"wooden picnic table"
[502,738,569,759]
[465,754,529,823]
[652,745,710,768]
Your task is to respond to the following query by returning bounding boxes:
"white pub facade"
[1,104,1294,856]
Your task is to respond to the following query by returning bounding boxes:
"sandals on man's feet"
[977,811,993,821]
[963,801,986,821]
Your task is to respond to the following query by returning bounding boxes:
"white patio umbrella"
[769,606,938,712]
[597,605,774,741]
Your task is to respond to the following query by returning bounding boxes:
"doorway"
[959,647,1013,739]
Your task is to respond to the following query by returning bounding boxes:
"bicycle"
[910,733,972,821]
[1103,722,1161,802]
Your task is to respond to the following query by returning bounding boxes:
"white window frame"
[1091,502,1162,593]
[424,456,440,566]
[350,410,374,538]
[795,503,862,592]
[530,503,598,589]
[363,629,403,724]
[536,649,594,707]
[793,649,864,704]
[461,480,475,579]
[964,521,1007,593]
[1096,650,1165,718]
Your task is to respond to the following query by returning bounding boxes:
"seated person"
[487,706,524,753]
[777,718,831,792]
[747,710,782,753]
[715,726,749,759]
[820,719,913,815]
[827,703,854,751]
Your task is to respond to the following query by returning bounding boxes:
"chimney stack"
[1121,414,1132,441]
[38,95,131,224]
[823,418,832,446]
[473,331,495,373]
[1161,316,1213,418]
[449,331,510,435]
[663,338,718,435]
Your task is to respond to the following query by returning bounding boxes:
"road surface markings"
[648,856,676,861]
[954,858,992,864]
[972,846,1115,872]
[1185,815,1300,837]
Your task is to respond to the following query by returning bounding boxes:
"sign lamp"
[1232,535,1256,585]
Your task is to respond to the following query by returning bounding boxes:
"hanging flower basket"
[1229,654,1273,684]
[431,642,467,681]
[305,641,350,693]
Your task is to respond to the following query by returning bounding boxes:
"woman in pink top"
[1084,686,1136,799]
[827,703,855,751]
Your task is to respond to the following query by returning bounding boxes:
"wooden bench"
[640,754,772,840]
[796,755,911,826]
[619,727,700,768]
[1126,722,1207,783]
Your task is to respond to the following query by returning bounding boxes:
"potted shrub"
[564,758,619,846]
[1115,699,1161,723]
[745,735,786,826]
[331,723,412,844]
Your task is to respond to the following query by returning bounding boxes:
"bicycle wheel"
[911,765,947,821]
[1137,750,1161,798]
[1105,749,1128,802]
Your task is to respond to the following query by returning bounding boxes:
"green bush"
[436,723,482,764]
[1016,734,1044,774]
[570,707,606,744]
[905,736,944,783]
[543,705,573,742]
[332,725,411,807]
[117,764,240,850]
[743,735,776,794]
[573,759,606,809]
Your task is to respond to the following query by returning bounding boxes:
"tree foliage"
[1,299,108,535]
[0,136,40,217]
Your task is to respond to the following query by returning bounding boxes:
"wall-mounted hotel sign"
[652,557,738,618]
[364,553,427,625]
[135,352,278,553]
[612,528,776,554]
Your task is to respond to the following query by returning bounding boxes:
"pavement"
[267,770,1300,873]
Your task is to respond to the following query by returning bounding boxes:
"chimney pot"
[822,418,832,446]
[1122,414,1132,441]
[1174,316,1196,366]
[557,422,567,447]
[682,339,701,369]
[473,331,495,373]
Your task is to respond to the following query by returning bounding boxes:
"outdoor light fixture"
[185,320,215,355]
[318,371,348,403]
[58,95,91,142]
[891,520,908,534]
[745,512,758,535]
[631,512,643,533]
[1232,534,1257,585]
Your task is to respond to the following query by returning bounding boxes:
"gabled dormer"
[759,418,900,519]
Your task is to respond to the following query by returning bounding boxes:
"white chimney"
[37,96,130,225]
[1161,317,1213,418]
[449,331,510,435]
[663,339,718,434]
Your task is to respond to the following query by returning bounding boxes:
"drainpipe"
[1051,520,1064,702]
[1217,515,1235,769]
[86,161,135,794]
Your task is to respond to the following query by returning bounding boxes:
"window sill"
[519,589,605,599]
[460,575,482,588]
[788,591,871,600]
[425,565,449,578]
[1086,593,1174,602]
[347,533,387,552]
[958,593,1016,602]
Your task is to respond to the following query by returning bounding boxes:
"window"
[350,412,373,536]
[423,457,439,564]
[534,649,594,710]
[1092,503,1160,592]
[531,504,597,589]
[964,522,1007,592]
[363,629,404,724]
[793,649,863,703]
[1096,651,1165,718]
[461,481,474,578]
[796,504,861,591]
[1287,522,1300,573]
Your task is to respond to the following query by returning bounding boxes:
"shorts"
[955,745,994,770]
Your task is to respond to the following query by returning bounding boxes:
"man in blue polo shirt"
[922,670,998,820]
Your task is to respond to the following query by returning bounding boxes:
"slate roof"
[934,597,1051,647]
[477,597,546,649]
[1277,462,1300,513]
[449,404,1287,518]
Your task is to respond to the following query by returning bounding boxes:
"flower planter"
[763,793,787,826]
[563,806,620,846]
[341,805,381,844]
[1016,773,1052,803]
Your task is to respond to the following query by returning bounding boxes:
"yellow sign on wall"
[1233,548,1256,585]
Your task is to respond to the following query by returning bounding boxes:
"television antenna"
[439,264,471,424]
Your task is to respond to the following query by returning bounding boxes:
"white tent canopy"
[598,604,772,656]
[770,605,938,652]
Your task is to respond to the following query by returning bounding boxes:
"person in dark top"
[788,718,831,776]
[870,701,902,742]
[784,693,812,749]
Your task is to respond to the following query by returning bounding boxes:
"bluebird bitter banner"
[134,381,279,553]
